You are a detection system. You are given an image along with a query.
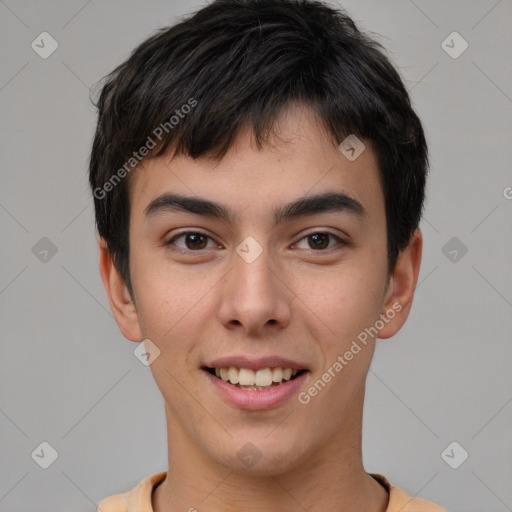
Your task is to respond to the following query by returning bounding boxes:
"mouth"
[202,366,309,391]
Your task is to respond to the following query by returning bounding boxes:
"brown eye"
[184,233,207,249]
[165,232,216,251]
[293,232,346,251]
[308,233,330,249]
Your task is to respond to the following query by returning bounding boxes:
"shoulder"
[96,472,167,512]
[389,485,447,511]
[370,473,447,512]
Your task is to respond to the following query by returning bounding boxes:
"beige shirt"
[97,471,446,511]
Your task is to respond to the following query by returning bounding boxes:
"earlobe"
[98,238,143,342]
[378,229,423,339]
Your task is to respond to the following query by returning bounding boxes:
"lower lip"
[203,370,309,410]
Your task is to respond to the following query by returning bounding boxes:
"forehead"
[128,103,384,220]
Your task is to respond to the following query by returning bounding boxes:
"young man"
[90,0,445,510]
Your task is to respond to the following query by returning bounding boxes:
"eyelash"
[164,231,348,253]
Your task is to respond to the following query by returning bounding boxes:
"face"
[104,104,416,476]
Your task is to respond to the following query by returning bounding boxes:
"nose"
[217,243,292,336]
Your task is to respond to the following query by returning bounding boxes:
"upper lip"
[204,355,309,371]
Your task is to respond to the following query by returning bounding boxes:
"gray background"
[0,0,511,511]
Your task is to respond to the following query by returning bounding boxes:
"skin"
[99,103,422,512]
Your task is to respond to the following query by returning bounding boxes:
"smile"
[205,366,307,389]
[202,366,310,410]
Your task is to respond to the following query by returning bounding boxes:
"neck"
[152,395,389,512]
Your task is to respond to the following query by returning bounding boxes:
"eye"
[293,232,346,251]
[165,231,220,251]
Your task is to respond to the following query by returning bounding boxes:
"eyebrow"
[144,191,366,225]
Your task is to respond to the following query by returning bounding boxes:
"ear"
[378,229,423,339]
[98,238,143,342]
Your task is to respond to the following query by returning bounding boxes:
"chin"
[213,434,308,477]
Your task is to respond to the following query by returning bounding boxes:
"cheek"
[131,262,215,403]
[131,256,214,343]
[299,268,385,351]
[295,273,381,420]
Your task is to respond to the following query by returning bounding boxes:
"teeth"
[272,367,283,382]
[238,368,255,386]
[255,368,273,386]
[210,367,302,387]
[228,367,239,384]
